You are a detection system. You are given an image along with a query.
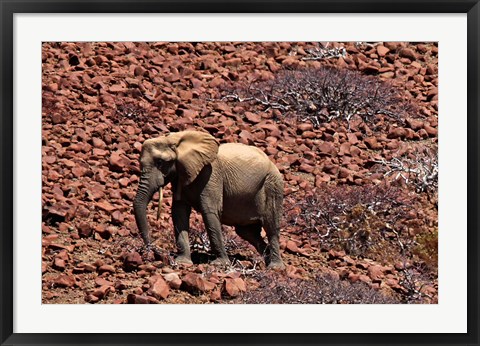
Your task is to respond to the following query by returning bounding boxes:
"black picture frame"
[1,1,478,345]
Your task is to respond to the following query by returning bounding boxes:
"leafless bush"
[113,100,150,123]
[373,146,438,196]
[238,272,398,304]
[221,67,417,127]
[301,43,347,61]
[396,265,436,304]
[288,184,414,258]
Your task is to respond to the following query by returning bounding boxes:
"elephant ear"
[169,131,219,185]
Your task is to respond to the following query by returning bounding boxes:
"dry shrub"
[287,184,437,271]
[221,66,418,127]
[373,145,438,198]
[238,271,398,304]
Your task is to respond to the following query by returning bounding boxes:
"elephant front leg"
[201,212,230,266]
[172,201,193,265]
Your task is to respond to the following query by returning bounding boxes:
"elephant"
[133,130,285,269]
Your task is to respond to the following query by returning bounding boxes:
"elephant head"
[133,131,219,249]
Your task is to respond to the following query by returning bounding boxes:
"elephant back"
[218,143,273,194]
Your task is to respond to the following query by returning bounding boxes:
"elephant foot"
[175,255,193,266]
[211,256,231,267]
[267,260,286,271]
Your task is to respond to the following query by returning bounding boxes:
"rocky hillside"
[42,41,438,304]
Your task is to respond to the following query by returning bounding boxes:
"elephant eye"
[155,159,171,170]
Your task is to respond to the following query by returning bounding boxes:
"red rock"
[44,155,56,164]
[387,127,407,139]
[399,48,417,60]
[368,265,385,282]
[147,275,170,300]
[244,112,261,123]
[328,249,346,259]
[338,142,350,156]
[364,137,382,150]
[356,261,370,270]
[385,278,402,290]
[343,256,356,266]
[111,210,124,225]
[386,140,400,150]
[95,277,114,286]
[182,273,216,294]
[258,123,281,138]
[96,201,115,213]
[85,294,100,303]
[210,289,222,302]
[238,130,255,145]
[127,294,159,304]
[77,221,92,238]
[314,173,329,186]
[52,274,75,287]
[109,151,130,172]
[98,264,115,274]
[347,133,359,145]
[359,275,371,284]
[78,262,96,272]
[92,148,108,157]
[285,240,301,254]
[318,142,335,155]
[76,205,90,218]
[358,60,379,74]
[233,278,247,292]
[376,45,390,57]
[163,272,181,284]
[114,280,129,290]
[92,137,106,149]
[338,167,352,179]
[51,113,66,124]
[92,285,112,299]
[109,84,126,93]
[94,224,114,239]
[298,163,315,174]
[53,258,66,271]
[301,131,317,139]
[224,57,242,66]
[426,64,437,75]
[406,118,424,130]
[297,123,313,132]
[123,251,143,271]
[348,273,360,283]
[223,278,240,297]
[423,124,438,136]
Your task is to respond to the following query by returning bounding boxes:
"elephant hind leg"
[235,224,268,259]
[263,177,285,270]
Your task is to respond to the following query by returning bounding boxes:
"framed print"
[1,1,479,345]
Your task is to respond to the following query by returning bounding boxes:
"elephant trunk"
[133,176,157,247]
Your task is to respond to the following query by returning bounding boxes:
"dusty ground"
[41,41,438,304]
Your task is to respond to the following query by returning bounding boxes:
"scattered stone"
[222,277,246,298]
[123,251,143,271]
[77,222,92,238]
[127,294,159,304]
[181,273,216,294]
[52,274,76,288]
[147,275,170,300]
[92,285,112,299]
[98,264,115,274]
[163,273,182,289]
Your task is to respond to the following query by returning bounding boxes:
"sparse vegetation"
[221,66,418,127]
[237,272,398,304]
[42,41,438,304]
